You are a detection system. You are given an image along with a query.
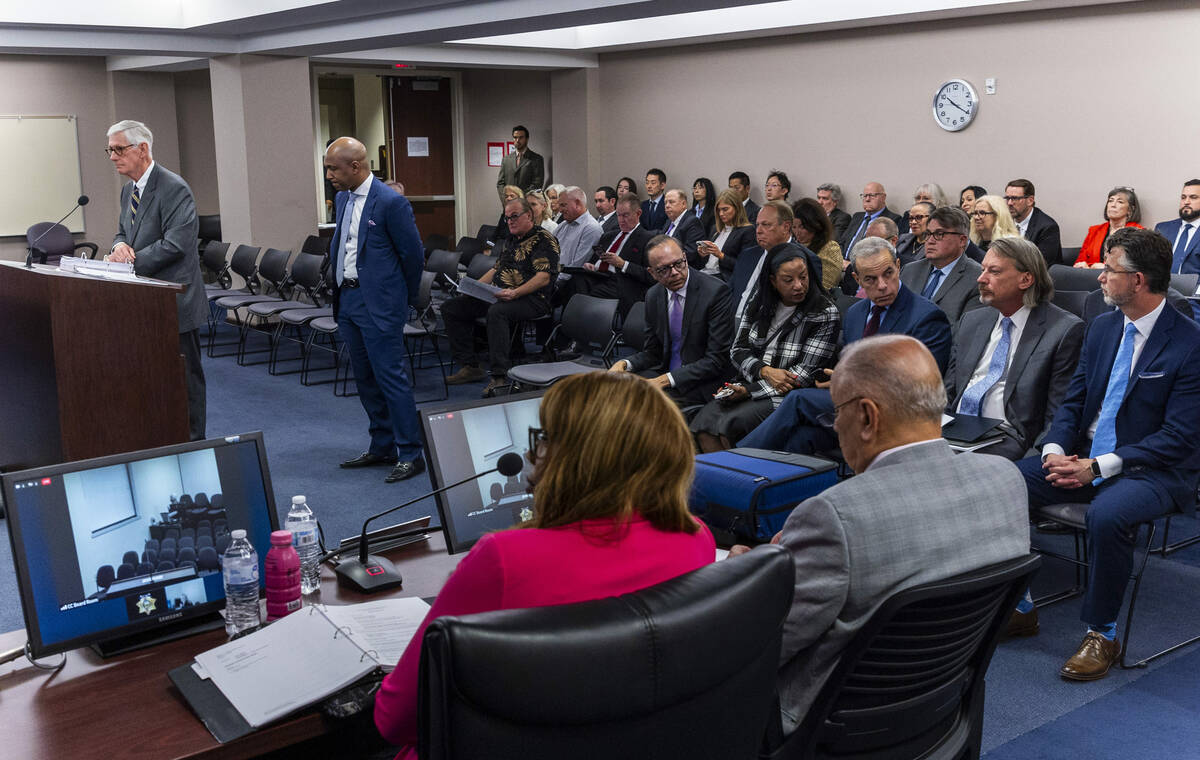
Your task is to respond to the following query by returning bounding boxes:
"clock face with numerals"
[932,79,978,132]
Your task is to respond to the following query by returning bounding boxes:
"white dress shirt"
[341,172,373,281]
[923,254,961,299]
[956,305,1031,422]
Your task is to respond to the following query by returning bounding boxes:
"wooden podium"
[0,261,190,472]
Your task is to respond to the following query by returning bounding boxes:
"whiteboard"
[0,115,85,237]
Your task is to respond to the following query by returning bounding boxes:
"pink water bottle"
[264,529,302,621]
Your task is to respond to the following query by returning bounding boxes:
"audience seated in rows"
[611,236,733,406]
[689,177,717,238]
[738,237,951,457]
[731,201,800,320]
[728,171,760,224]
[816,183,850,242]
[691,245,839,452]
[593,185,618,235]
[731,334,1030,736]
[789,198,843,292]
[640,169,668,232]
[1004,178,1062,266]
[660,188,705,264]
[693,189,754,280]
[839,182,905,255]
[970,193,1021,253]
[578,193,655,316]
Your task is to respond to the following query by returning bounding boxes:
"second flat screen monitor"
[421,391,543,553]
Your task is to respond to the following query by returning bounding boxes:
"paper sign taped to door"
[407,137,429,157]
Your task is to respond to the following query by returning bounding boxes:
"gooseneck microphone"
[26,195,90,268]
[333,452,525,593]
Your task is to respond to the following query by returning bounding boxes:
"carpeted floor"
[2,326,1199,757]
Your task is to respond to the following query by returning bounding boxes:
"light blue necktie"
[1172,223,1194,273]
[921,267,944,299]
[958,317,1013,416]
[1089,322,1139,482]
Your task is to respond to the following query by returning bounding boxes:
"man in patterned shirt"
[443,197,560,397]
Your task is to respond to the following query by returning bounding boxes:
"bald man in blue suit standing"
[325,137,426,483]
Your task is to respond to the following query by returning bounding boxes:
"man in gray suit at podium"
[106,119,207,440]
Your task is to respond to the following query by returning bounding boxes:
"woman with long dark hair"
[690,177,717,238]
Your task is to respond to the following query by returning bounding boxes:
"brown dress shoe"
[1005,608,1039,638]
[446,365,486,385]
[1060,632,1121,681]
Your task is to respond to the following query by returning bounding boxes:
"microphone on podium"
[26,195,90,268]
[333,452,526,593]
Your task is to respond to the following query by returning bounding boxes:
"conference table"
[0,533,463,760]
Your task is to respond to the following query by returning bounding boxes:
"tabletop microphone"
[26,195,90,269]
[333,452,525,593]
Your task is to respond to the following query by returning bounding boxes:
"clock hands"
[943,97,970,115]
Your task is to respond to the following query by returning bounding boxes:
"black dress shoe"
[385,457,426,483]
[340,451,399,468]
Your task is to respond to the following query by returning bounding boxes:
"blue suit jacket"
[331,178,424,332]
[1044,302,1200,512]
[1155,218,1200,273]
[842,283,952,373]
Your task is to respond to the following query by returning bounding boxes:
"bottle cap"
[271,530,294,546]
[292,495,305,505]
[231,529,247,539]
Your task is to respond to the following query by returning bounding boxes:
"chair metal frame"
[1030,502,1200,669]
[505,295,621,393]
[206,244,263,356]
[237,252,327,369]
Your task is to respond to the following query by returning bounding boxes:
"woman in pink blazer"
[373,371,716,758]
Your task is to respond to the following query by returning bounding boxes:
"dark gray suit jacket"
[496,148,544,198]
[115,164,207,334]
[944,302,1084,459]
[663,213,705,266]
[625,271,733,401]
[900,254,985,332]
[775,440,1030,733]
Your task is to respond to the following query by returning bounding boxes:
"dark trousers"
[337,286,423,462]
[442,293,548,377]
[737,387,837,454]
[1016,456,1170,627]
[180,329,206,441]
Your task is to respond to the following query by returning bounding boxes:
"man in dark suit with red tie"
[611,236,732,405]
[581,194,655,316]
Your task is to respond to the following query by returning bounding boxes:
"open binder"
[169,597,429,743]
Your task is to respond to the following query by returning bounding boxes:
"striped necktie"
[131,185,141,221]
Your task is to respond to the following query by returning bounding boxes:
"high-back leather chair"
[418,545,795,760]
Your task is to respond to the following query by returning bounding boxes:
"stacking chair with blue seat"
[761,554,1040,760]
[418,545,795,760]
[505,295,621,392]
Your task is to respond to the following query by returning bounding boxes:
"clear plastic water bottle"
[285,495,322,596]
[264,530,302,622]
[222,529,260,638]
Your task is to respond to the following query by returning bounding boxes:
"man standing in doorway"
[496,125,544,200]
[325,136,427,483]
[106,119,208,441]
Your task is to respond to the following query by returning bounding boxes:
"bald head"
[862,181,887,213]
[830,335,945,471]
[324,136,370,191]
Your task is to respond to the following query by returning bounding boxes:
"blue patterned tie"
[958,317,1013,416]
[921,267,944,299]
[131,186,141,221]
[1172,223,1194,273]
[335,194,353,286]
[1089,322,1139,482]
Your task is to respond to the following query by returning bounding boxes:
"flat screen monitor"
[2,432,280,658]
[421,391,543,554]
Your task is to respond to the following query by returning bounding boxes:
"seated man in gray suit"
[732,335,1030,736]
[610,236,732,405]
[945,237,1084,460]
[900,206,985,333]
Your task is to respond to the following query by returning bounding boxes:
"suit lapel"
[880,284,910,333]
[131,169,158,243]
[1125,307,1174,400]
[356,183,377,259]
[1003,306,1044,406]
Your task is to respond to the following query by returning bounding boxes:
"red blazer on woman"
[1077,222,1144,266]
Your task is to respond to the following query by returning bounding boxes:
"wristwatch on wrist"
[1090,460,1102,478]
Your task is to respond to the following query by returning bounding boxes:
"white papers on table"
[320,597,430,671]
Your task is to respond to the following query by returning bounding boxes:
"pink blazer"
[373,516,716,757]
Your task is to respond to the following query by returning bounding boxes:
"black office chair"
[177,547,197,566]
[464,253,497,281]
[426,249,463,301]
[96,565,116,590]
[455,236,484,267]
[197,214,222,246]
[142,548,158,566]
[135,561,154,575]
[159,547,177,565]
[144,538,160,553]
[201,240,233,291]
[157,560,176,572]
[207,244,263,354]
[116,563,136,580]
[1049,263,1102,292]
[424,234,452,258]
[216,533,231,555]
[25,222,98,265]
[197,546,220,572]
[762,554,1040,760]
[505,296,621,391]
[1050,289,1089,320]
[1061,246,1082,266]
[241,252,329,368]
[122,550,139,568]
[418,545,795,760]
[213,248,293,361]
